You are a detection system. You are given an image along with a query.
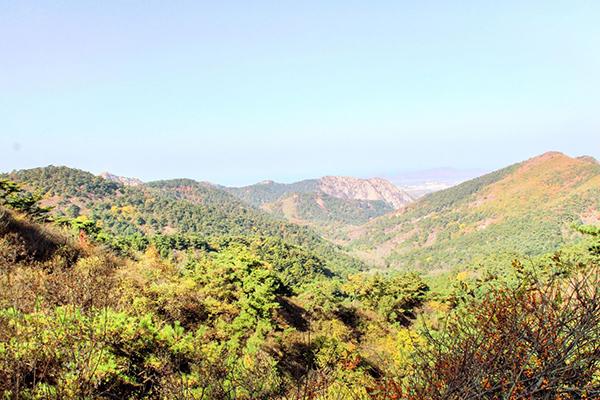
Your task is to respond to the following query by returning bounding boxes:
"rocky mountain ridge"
[227,176,414,210]
[99,172,143,187]
[317,176,414,209]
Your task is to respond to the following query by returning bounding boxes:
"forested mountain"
[7,152,598,275]
[347,152,600,270]
[5,166,122,200]
[4,166,365,274]
[226,176,413,230]
[263,192,393,226]
[1,167,598,399]
[226,179,320,206]
[228,176,413,209]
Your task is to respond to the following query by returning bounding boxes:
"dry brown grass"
[0,206,121,312]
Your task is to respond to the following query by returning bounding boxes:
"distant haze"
[1,1,599,185]
[384,168,488,186]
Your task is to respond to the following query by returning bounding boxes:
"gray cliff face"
[99,172,143,187]
[317,176,414,209]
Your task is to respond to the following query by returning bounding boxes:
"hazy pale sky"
[1,1,599,185]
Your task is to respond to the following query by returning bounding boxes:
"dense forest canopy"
[4,167,365,275]
[347,152,600,270]
[1,152,599,399]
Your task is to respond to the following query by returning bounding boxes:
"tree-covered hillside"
[5,167,365,274]
[226,177,407,234]
[347,152,600,271]
[1,176,598,399]
[264,192,393,227]
[4,166,121,199]
[225,179,320,207]
[0,183,433,398]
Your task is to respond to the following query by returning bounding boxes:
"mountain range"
[227,176,414,209]
[225,176,414,231]
[2,150,599,397]
[4,167,365,274]
[97,173,416,230]
[3,151,598,274]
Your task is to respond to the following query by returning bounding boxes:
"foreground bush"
[371,259,600,399]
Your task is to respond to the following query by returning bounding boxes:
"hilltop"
[228,176,413,209]
[99,172,144,187]
[347,151,600,270]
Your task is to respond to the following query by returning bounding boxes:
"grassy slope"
[348,152,600,271]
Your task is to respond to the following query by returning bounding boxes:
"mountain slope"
[226,176,413,230]
[226,179,320,207]
[228,176,413,209]
[263,192,394,226]
[318,176,413,208]
[347,152,600,270]
[5,166,365,274]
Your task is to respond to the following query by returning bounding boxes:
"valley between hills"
[15,150,594,275]
[1,151,599,398]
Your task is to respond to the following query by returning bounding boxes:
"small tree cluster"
[0,178,51,220]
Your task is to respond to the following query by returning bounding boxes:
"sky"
[1,1,599,186]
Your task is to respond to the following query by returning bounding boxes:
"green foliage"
[0,178,51,220]
[2,162,599,398]
[269,192,393,226]
[577,224,600,236]
[217,236,334,289]
[576,224,600,256]
[0,199,442,398]
[5,165,121,198]
[345,272,429,324]
[225,179,320,207]
[350,156,599,272]
[0,306,284,399]
[7,166,366,274]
